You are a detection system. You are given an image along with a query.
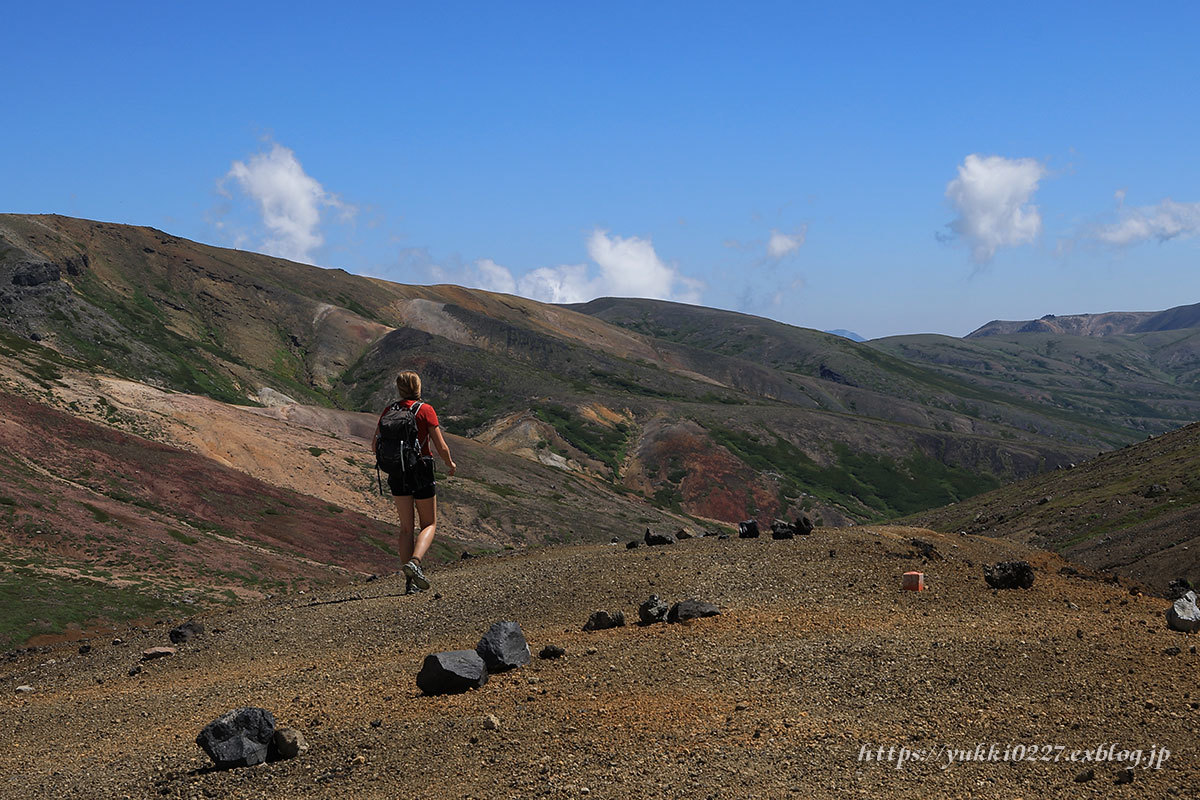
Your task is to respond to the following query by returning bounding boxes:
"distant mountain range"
[968,303,1200,338]
[824,328,866,342]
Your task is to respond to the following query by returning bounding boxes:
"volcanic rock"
[196,707,277,769]
[644,528,676,546]
[795,514,814,535]
[583,610,626,631]
[538,644,565,659]
[738,520,760,538]
[416,651,489,695]
[638,595,670,624]
[475,621,531,672]
[983,561,1035,590]
[668,599,720,623]
[770,519,795,539]
[11,261,61,287]
[169,620,205,644]
[1166,578,1193,601]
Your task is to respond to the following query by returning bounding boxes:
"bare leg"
[412,496,437,563]
[392,495,416,564]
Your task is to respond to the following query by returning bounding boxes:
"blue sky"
[4,2,1199,338]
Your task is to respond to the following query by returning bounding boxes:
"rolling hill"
[4,212,1200,645]
[902,421,1200,594]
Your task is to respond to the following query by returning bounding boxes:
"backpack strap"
[409,401,427,451]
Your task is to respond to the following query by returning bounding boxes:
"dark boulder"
[475,621,530,672]
[538,644,565,659]
[794,514,814,535]
[626,540,639,549]
[668,599,720,623]
[169,620,205,644]
[644,528,676,546]
[583,610,626,631]
[638,595,670,624]
[1166,578,1193,601]
[196,707,277,769]
[738,520,760,538]
[910,539,940,560]
[416,650,489,695]
[983,561,1035,590]
[675,528,693,540]
[11,261,61,287]
[770,519,795,539]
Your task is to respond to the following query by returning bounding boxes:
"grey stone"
[1166,591,1200,633]
[196,707,277,769]
[141,646,176,660]
[475,621,530,672]
[668,599,720,623]
[738,520,759,538]
[638,595,670,624]
[15,685,33,694]
[583,610,625,631]
[416,650,488,695]
[644,528,676,546]
[983,561,1035,590]
[271,727,308,760]
[169,620,205,644]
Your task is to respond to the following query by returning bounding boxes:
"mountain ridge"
[967,301,1200,338]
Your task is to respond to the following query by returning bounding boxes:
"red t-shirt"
[375,400,439,457]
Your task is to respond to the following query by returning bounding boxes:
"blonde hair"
[395,370,422,400]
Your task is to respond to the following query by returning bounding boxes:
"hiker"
[373,370,456,594]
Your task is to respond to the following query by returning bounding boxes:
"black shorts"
[387,457,436,500]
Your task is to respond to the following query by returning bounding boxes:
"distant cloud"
[220,142,353,264]
[767,227,805,259]
[433,229,704,305]
[1091,198,1200,246]
[945,154,1045,262]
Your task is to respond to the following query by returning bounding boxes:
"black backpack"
[375,401,424,481]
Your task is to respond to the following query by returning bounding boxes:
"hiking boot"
[403,560,430,590]
[404,577,425,595]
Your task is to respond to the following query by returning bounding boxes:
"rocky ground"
[2,525,1197,799]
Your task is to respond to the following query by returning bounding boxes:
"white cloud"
[221,142,352,264]
[518,264,593,303]
[431,229,705,305]
[472,258,518,294]
[1092,198,1200,246]
[767,228,805,259]
[945,154,1045,262]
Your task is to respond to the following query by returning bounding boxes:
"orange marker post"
[902,571,925,591]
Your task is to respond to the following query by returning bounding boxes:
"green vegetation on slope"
[706,424,1001,520]
[0,568,185,651]
[533,404,631,476]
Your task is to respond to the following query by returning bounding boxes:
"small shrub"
[166,529,199,545]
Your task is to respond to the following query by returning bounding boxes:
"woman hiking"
[372,370,456,594]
